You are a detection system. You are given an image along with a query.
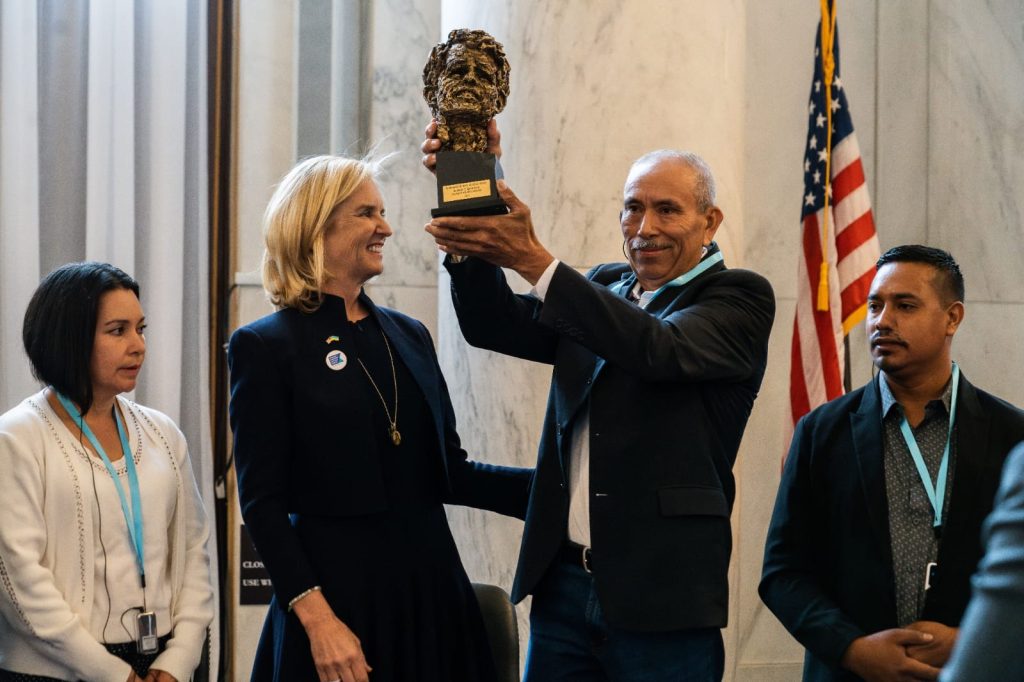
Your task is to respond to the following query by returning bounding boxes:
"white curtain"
[0,1,220,678]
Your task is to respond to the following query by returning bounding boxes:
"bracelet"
[287,585,322,612]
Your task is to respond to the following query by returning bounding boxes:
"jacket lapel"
[586,273,635,385]
[568,271,637,411]
[850,377,893,567]
[936,374,989,564]
[365,295,446,451]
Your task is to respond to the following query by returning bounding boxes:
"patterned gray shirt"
[879,374,957,626]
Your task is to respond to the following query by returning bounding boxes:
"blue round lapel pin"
[325,349,348,371]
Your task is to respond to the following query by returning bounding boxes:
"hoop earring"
[622,241,638,276]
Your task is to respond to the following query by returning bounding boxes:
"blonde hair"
[262,155,378,311]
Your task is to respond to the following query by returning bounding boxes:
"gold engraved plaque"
[442,179,492,203]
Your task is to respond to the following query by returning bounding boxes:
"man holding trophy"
[423,29,775,682]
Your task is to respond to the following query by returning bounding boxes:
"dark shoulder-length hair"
[22,262,140,414]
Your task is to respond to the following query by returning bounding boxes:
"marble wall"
[230,0,1024,679]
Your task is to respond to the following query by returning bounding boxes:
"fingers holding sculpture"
[426,180,553,283]
[422,118,501,173]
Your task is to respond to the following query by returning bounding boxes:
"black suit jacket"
[227,293,531,607]
[446,246,775,631]
[760,373,1024,681]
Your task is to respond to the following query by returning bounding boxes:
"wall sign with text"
[239,524,273,605]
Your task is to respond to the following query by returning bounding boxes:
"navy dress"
[230,298,520,682]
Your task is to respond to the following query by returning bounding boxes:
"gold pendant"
[390,427,401,446]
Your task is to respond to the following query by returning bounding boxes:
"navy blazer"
[941,444,1024,680]
[228,293,531,607]
[446,246,775,631]
[760,373,1024,681]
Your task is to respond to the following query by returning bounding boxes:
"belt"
[559,541,593,573]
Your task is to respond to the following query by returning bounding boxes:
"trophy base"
[430,151,509,218]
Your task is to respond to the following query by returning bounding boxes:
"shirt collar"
[878,372,954,419]
[627,243,717,307]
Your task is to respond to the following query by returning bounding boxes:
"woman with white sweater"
[0,262,214,682]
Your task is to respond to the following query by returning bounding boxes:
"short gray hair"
[629,149,716,212]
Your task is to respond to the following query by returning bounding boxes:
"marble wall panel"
[875,0,929,249]
[367,0,442,289]
[927,0,1024,303]
[364,281,439,339]
[951,301,1024,409]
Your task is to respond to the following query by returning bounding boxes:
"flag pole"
[816,0,837,312]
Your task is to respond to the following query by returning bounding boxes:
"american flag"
[790,9,879,426]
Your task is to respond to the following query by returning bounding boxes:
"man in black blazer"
[760,245,1024,681]
[424,139,774,681]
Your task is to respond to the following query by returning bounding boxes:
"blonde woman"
[228,156,529,682]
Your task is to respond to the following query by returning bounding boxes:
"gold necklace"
[357,330,401,445]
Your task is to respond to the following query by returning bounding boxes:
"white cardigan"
[0,391,214,681]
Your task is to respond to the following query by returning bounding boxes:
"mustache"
[628,238,668,250]
[870,333,907,347]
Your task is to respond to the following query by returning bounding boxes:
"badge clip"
[924,562,938,591]
[136,611,159,653]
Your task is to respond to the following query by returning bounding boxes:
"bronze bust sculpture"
[423,29,510,153]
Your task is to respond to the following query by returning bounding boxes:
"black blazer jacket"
[228,293,531,607]
[760,373,1024,681]
[446,246,775,631]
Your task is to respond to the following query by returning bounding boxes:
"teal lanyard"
[613,251,724,305]
[896,362,959,531]
[57,392,146,586]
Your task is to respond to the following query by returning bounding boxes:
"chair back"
[472,582,519,682]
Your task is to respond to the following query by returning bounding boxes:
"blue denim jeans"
[523,560,724,682]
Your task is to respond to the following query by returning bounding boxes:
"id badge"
[136,611,159,654]
[924,562,938,591]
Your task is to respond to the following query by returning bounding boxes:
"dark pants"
[523,560,724,682]
[0,634,169,681]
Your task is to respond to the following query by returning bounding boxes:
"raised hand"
[421,118,502,173]
[426,180,553,283]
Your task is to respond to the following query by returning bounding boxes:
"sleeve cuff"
[530,259,561,301]
[151,640,202,682]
